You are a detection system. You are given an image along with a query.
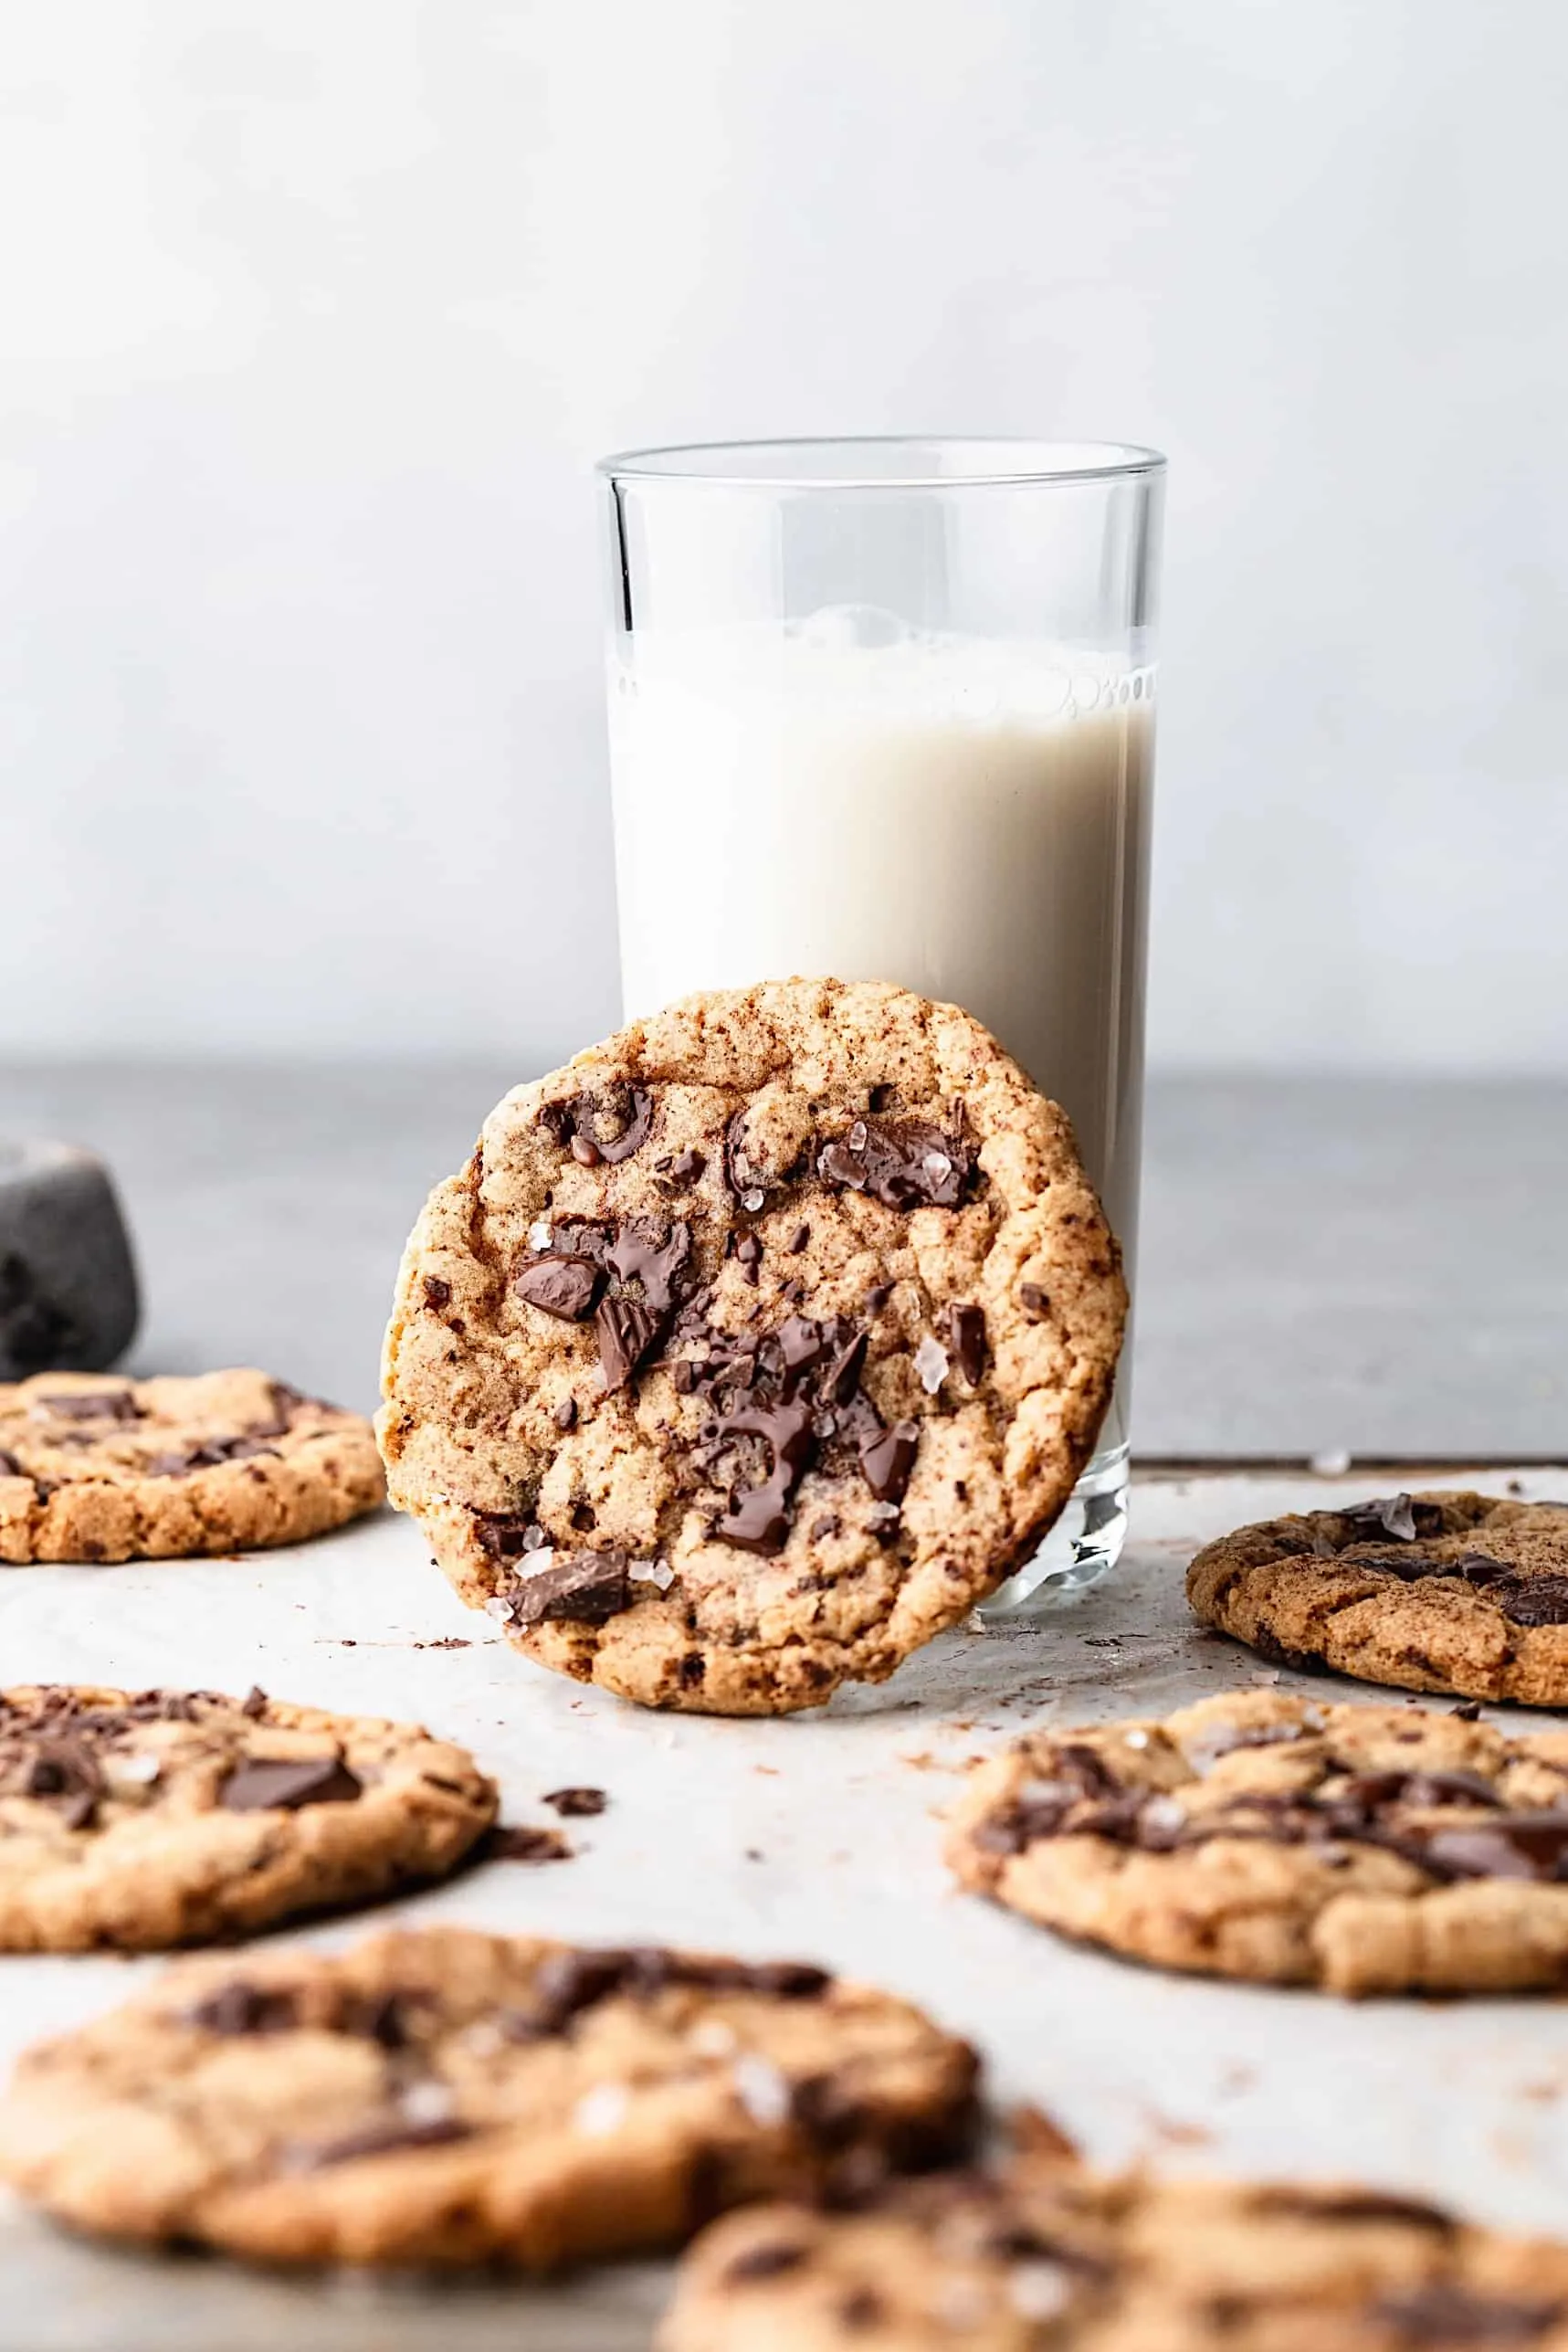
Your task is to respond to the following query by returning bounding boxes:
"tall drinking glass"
[596,438,1163,1604]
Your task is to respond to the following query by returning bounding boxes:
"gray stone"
[0,1139,139,1379]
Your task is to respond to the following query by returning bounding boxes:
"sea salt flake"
[528,1219,552,1250]
[112,1752,162,1786]
[1122,1728,1150,1751]
[731,2053,791,2126]
[1142,1796,1189,1835]
[1310,1446,1352,1477]
[400,2079,457,2126]
[742,1189,765,1212]
[921,1150,952,1182]
[1009,2261,1072,2320]
[573,2083,630,2137]
[689,2019,739,2058]
[484,1596,517,1624]
[914,1334,950,1394]
[629,1557,675,1591]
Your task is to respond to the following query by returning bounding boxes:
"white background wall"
[2,0,1564,1071]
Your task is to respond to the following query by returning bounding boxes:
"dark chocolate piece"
[596,1296,662,1392]
[816,1118,973,1211]
[218,1756,363,1812]
[858,1420,921,1506]
[1018,1283,1050,1319]
[607,1219,692,1313]
[515,1256,603,1323]
[506,1549,631,1627]
[472,1511,536,1562]
[1368,2283,1563,2341]
[946,1303,987,1387]
[553,1397,578,1431]
[486,1823,573,1862]
[715,1399,816,1555]
[1484,1573,1568,1627]
[722,2240,811,2283]
[33,1388,141,1423]
[286,2115,474,2172]
[422,1275,452,1309]
[189,1982,302,2037]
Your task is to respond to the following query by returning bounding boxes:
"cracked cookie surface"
[0,1683,495,1950]
[664,2158,1568,2350]
[0,1369,384,1562]
[0,1925,979,2268]
[378,978,1125,1714]
[948,1688,1568,1995]
[1186,1491,1568,1706]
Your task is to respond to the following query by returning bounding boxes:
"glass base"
[976,1440,1131,1623]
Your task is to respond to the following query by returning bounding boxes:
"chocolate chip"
[486,1824,573,1862]
[723,2240,811,2283]
[286,2115,474,2172]
[34,1389,141,1422]
[816,1117,973,1210]
[515,1256,603,1323]
[422,1275,452,1309]
[946,1303,987,1387]
[189,1982,301,2037]
[570,1134,603,1166]
[714,1399,816,1554]
[1484,1573,1568,1627]
[542,1786,606,1817]
[858,1420,920,1505]
[472,1512,536,1562]
[1018,1283,1050,1319]
[596,1295,663,1392]
[218,1756,363,1812]
[1416,1812,1568,1883]
[240,1685,268,1717]
[554,1397,578,1431]
[607,1218,692,1313]
[1343,1492,1424,1543]
[505,1549,631,1627]
[1369,2283,1563,2342]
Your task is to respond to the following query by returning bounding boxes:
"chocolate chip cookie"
[379,979,1125,1713]
[947,1688,1568,1995]
[0,1925,979,2268]
[1187,1492,1568,1706]
[665,2159,1568,2350]
[0,1684,495,1950]
[0,1369,384,1562]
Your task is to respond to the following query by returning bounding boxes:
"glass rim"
[596,435,1166,490]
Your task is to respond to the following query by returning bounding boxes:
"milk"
[609,622,1154,1295]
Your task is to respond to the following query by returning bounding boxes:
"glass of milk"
[595,438,1163,1608]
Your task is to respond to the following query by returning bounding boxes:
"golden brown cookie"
[664,2159,1568,2350]
[378,978,1125,1714]
[1186,1491,1568,1705]
[0,1925,980,2268]
[0,1682,495,1950]
[947,1688,1568,1996]
[0,1369,384,1561]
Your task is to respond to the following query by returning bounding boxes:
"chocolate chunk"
[596,1295,662,1392]
[672,1360,698,1396]
[591,1087,655,1164]
[19,1738,102,1829]
[472,1512,536,1562]
[1483,1573,1568,1627]
[679,1653,706,1687]
[816,1118,973,1211]
[1416,1811,1568,1883]
[486,1823,573,1862]
[787,1224,810,1254]
[664,1148,706,1185]
[838,2288,885,2329]
[525,1947,831,2037]
[1342,1492,1445,1544]
[946,1303,987,1387]
[240,1685,268,1716]
[607,1218,692,1313]
[190,1982,301,2037]
[506,1549,631,1627]
[864,1282,893,1314]
[825,1331,868,1405]
[1452,1700,1483,1721]
[421,1275,452,1309]
[778,1315,833,1377]
[715,1399,816,1555]
[542,1786,606,1817]
[1260,2185,1454,2231]
[1369,2283,1563,2342]
[553,1397,578,1431]
[218,1756,363,1812]
[0,1449,22,1477]
[287,2115,474,2172]
[735,1232,763,1285]
[1018,1283,1050,1319]
[810,1514,841,1541]
[570,1134,603,1166]
[34,1389,141,1422]
[515,1256,603,1323]
[858,1419,921,1505]
[722,2240,811,2283]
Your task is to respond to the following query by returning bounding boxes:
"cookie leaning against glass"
[377,977,1127,1714]
[947,1689,1568,1996]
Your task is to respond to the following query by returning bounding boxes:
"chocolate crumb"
[486,1824,574,1862]
[1019,1283,1050,1319]
[421,1275,452,1309]
[542,1786,606,1817]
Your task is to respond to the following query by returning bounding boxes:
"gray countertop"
[2,1064,1563,1456]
